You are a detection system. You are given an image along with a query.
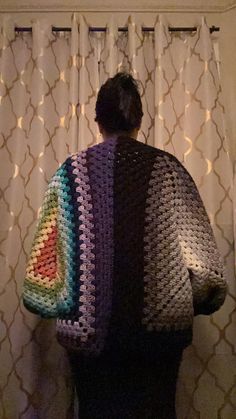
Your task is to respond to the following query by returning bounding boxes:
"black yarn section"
[105,136,158,354]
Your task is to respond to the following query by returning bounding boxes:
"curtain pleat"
[68,14,79,153]
[0,13,235,419]
[99,15,118,81]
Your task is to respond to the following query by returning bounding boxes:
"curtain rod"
[15,25,220,34]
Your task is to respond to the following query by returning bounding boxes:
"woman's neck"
[101,129,139,142]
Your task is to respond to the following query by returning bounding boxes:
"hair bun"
[119,73,134,90]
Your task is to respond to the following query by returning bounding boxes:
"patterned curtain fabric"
[0,13,235,419]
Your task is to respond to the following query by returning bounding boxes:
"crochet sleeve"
[23,164,76,318]
[171,158,227,315]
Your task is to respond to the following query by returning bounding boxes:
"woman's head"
[95,72,143,138]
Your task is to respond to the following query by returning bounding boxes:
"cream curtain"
[0,13,235,419]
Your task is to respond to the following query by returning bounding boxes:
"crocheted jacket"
[23,136,227,355]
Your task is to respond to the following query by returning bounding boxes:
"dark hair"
[95,72,143,134]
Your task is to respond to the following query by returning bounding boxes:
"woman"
[23,73,227,418]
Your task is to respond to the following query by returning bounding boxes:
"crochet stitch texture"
[23,136,227,354]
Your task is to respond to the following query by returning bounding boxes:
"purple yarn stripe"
[57,152,96,344]
[86,138,115,352]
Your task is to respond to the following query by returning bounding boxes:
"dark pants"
[68,349,183,419]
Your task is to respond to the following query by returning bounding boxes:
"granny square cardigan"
[23,136,227,355]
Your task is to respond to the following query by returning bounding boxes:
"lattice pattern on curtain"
[0,13,235,419]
